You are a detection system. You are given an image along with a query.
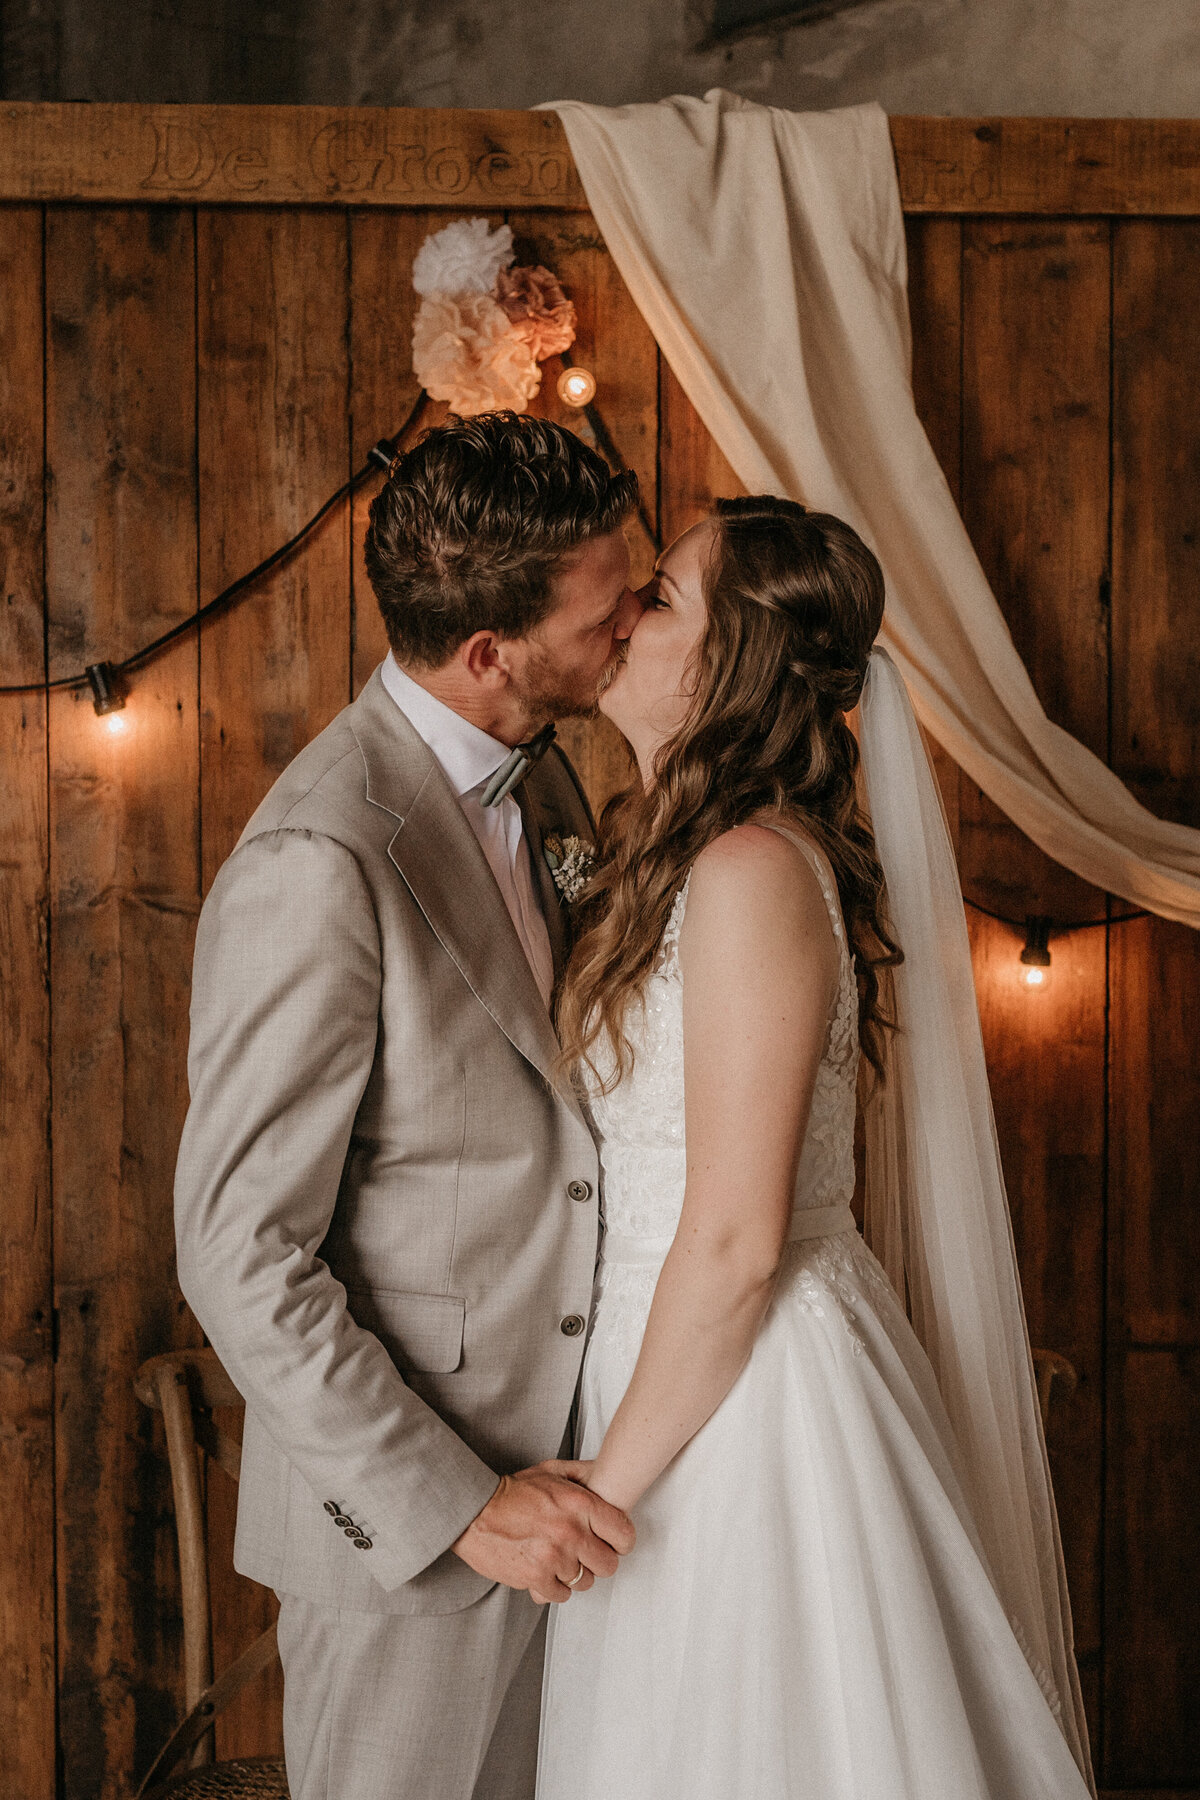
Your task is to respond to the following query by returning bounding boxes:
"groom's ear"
[457,628,514,689]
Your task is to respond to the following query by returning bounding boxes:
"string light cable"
[0,391,431,708]
[0,370,660,715]
[0,365,1155,977]
[962,895,1149,988]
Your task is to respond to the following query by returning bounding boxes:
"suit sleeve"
[174,826,500,1591]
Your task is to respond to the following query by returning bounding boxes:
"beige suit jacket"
[174,667,602,1614]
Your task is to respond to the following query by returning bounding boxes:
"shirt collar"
[380,652,511,799]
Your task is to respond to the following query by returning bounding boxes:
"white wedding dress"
[536,830,1092,1800]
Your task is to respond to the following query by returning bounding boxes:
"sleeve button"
[352,1537,373,1550]
[323,1501,339,1516]
[566,1180,592,1203]
[343,1525,363,1539]
[560,1314,585,1337]
[333,1514,353,1529]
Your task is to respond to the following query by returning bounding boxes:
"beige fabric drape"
[549,91,1200,928]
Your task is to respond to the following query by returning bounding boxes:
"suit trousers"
[276,1583,547,1800]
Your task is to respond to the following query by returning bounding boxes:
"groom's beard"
[596,642,628,695]
[516,642,625,723]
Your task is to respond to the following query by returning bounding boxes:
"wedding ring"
[566,1564,586,1587]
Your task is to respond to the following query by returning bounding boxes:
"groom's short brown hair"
[365,411,640,669]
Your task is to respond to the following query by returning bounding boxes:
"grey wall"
[2,0,1198,117]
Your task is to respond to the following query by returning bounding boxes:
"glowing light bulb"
[105,711,128,736]
[1018,915,1052,990]
[557,366,597,409]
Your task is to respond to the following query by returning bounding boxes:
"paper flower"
[495,264,578,361]
[412,218,514,298]
[412,291,542,416]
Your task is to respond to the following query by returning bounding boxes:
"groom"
[174,413,642,1799]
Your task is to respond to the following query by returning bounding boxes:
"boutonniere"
[543,833,596,905]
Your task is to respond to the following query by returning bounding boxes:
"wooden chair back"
[133,1348,284,1798]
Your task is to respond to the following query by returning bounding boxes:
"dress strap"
[757,822,846,950]
[657,871,693,976]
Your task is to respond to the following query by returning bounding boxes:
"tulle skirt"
[536,1229,1091,1800]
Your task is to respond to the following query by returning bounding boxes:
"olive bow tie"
[480,723,558,808]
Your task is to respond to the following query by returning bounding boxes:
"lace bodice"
[585,831,859,1246]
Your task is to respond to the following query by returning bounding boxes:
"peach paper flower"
[412,291,542,416]
[495,264,577,361]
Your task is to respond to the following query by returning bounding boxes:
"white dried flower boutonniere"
[543,834,596,905]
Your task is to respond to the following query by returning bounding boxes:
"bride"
[535,496,1095,1799]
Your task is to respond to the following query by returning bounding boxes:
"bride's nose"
[613,584,647,642]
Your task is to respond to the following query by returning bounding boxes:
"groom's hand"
[452,1459,635,1602]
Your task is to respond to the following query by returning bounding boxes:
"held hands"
[452,1459,635,1603]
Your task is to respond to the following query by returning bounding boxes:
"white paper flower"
[412,218,514,298]
[412,291,541,416]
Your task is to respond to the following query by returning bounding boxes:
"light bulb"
[557,366,597,409]
[1018,914,1052,990]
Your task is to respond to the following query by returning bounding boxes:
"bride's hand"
[546,1457,595,1486]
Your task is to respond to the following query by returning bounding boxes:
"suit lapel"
[516,779,571,984]
[350,671,582,1121]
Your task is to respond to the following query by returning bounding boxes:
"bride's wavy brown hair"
[556,494,902,1090]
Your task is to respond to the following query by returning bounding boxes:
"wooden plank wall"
[0,151,1197,1799]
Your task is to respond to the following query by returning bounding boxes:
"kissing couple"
[175,412,1094,1799]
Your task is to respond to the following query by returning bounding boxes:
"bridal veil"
[858,647,1095,1791]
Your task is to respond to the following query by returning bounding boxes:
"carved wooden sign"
[891,115,1200,215]
[0,102,589,208]
[3,104,1200,215]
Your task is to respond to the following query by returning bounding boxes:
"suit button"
[323,1501,338,1516]
[560,1314,585,1337]
[353,1537,373,1550]
[333,1514,353,1529]
[566,1180,592,1203]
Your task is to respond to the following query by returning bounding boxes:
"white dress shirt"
[380,653,556,1007]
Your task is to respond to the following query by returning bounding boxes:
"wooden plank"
[1107,221,1200,1783]
[0,204,55,1800]
[0,102,586,208]
[893,115,1200,215]
[6,107,1200,216]
[958,216,1111,1744]
[45,205,200,1800]
[905,214,963,851]
[1109,221,1200,1346]
[1104,1350,1200,1785]
[197,207,350,1760]
[966,913,1106,1737]
[1112,222,1200,824]
[906,216,963,503]
[511,208,659,811]
[348,206,460,699]
[198,207,351,884]
[960,219,1111,921]
[1108,916,1200,1350]
[658,359,745,542]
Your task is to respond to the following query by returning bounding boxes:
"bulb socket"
[1019,915,1052,969]
[86,662,126,716]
